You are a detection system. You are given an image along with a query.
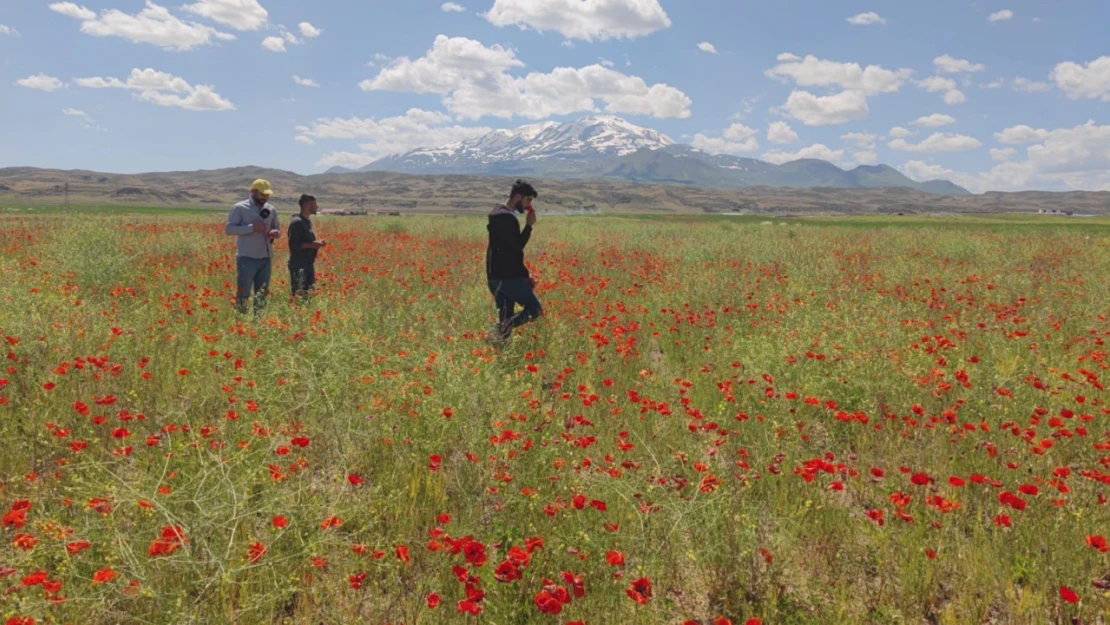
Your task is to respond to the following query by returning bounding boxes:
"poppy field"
[0,212,1108,625]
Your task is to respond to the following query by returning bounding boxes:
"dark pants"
[488,278,543,329]
[236,256,272,313]
[289,259,316,296]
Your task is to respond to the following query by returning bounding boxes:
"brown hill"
[0,166,1107,216]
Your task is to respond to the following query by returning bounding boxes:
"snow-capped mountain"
[351,115,969,196]
[365,115,675,175]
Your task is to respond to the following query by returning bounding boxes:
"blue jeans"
[236,256,272,313]
[488,278,543,329]
[289,260,316,296]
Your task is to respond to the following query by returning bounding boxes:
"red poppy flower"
[347,474,363,485]
[272,515,288,528]
[1086,535,1109,552]
[426,593,440,608]
[247,542,266,564]
[1060,585,1079,603]
[625,576,653,604]
[395,544,410,563]
[606,550,625,566]
[92,568,118,584]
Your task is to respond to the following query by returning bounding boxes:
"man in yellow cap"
[225,179,281,314]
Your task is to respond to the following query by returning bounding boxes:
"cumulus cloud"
[442,2,466,11]
[691,123,759,154]
[911,113,956,127]
[0,24,18,36]
[988,9,1013,21]
[762,143,845,165]
[888,126,913,139]
[841,132,878,148]
[1050,56,1110,101]
[904,120,1110,192]
[991,147,1017,162]
[16,74,66,92]
[75,68,234,111]
[916,75,966,104]
[766,54,910,126]
[766,54,912,96]
[780,89,869,126]
[359,34,691,120]
[48,1,235,50]
[300,108,495,167]
[934,55,984,74]
[261,35,286,51]
[483,0,671,41]
[888,132,982,152]
[299,22,321,37]
[846,12,885,25]
[767,121,799,144]
[293,75,319,87]
[994,124,1049,144]
[181,0,268,30]
[697,42,718,54]
[980,78,1005,89]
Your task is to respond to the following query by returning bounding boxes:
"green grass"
[0,213,1107,624]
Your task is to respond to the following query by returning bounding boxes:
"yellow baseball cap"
[250,179,274,196]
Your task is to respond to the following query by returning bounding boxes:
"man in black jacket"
[487,179,542,341]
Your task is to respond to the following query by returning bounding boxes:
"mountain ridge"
[357,115,971,196]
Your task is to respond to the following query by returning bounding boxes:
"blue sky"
[2,0,1107,191]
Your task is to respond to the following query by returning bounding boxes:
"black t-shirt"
[287,215,317,263]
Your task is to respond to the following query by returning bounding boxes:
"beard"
[512,198,526,213]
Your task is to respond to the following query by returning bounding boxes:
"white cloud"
[762,143,844,165]
[483,0,671,41]
[767,121,799,144]
[846,12,885,25]
[994,124,1049,144]
[1011,77,1050,93]
[300,108,495,167]
[911,113,956,127]
[75,68,234,111]
[697,42,718,54]
[299,22,321,38]
[16,74,66,92]
[989,9,1014,21]
[981,78,1005,89]
[934,55,985,74]
[776,52,800,62]
[292,75,319,87]
[853,150,878,164]
[261,35,286,51]
[442,2,466,11]
[917,75,966,104]
[181,0,268,30]
[888,132,982,152]
[294,136,315,145]
[903,120,1110,192]
[991,147,1017,162]
[49,1,235,51]
[780,89,869,126]
[359,34,691,120]
[766,54,912,96]
[1050,56,1110,101]
[692,123,759,154]
[0,24,18,36]
[888,126,913,139]
[841,132,878,148]
[62,108,88,118]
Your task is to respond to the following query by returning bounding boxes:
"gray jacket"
[225,198,280,259]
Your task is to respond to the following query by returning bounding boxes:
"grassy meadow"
[0,208,1108,624]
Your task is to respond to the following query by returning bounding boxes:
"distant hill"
[357,115,971,196]
[1,166,1106,216]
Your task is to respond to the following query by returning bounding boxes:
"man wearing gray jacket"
[225,179,281,314]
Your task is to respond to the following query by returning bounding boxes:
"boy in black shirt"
[287,194,326,298]
[486,179,542,341]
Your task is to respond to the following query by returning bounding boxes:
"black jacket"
[486,205,532,280]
